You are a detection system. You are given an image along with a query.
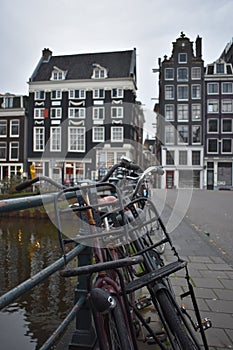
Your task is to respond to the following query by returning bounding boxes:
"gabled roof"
[30,49,137,83]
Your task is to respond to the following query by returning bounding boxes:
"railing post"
[69,246,97,350]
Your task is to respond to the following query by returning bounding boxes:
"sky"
[1,0,233,134]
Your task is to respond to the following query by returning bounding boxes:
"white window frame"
[192,84,201,99]
[165,85,174,99]
[68,127,85,152]
[177,85,188,100]
[0,142,7,160]
[207,138,218,154]
[165,68,174,80]
[93,89,105,99]
[111,127,123,142]
[207,119,219,133]
[192,125,201,144]
[165,125,175,145]
[222,139,232,153]
[9,141,19,161]
[50,127,61,152]
[92,127,105,142]
[51,70,64,80]
[69,89,86,99]
[177,104,188,121]
[92,67,107,79]
[222,100,233,113]
[34,108,45,119]
[111,88,124,98]
[35,91,45,100]
[4,97,13,108]
[178,53,187,63]
[192,104,201,121]
[207,100,219,113]
[177,67,188,81]
[69,108,86,119]
[33,127,44,152]
[111,106,123,118]
[50,108,62,119]
[207,83,219,95]
[0,120,7,137]
[165,104,174,121]
[93,107,105,120]
[51,90,62,100]
[10,120,20,137]
[191,67,201,80]
[222,119,233,133]
[222,82,233,94]
[177,125,189,144]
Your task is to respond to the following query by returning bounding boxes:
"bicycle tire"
[95,296,134,350]
[155,288,199,349]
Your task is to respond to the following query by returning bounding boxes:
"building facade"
[156,33,205,189]
[28,48,144,183]
[204,59,233,189]
[0,94,28,181]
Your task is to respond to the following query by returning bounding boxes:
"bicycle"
[16,157,211,349]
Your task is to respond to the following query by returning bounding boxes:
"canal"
[0,216,76,350]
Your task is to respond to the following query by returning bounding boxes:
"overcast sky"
[1,0,232,133]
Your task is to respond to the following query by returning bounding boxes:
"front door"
[166,171,174,189]
[207,170,214,190]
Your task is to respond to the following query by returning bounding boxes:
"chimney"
[42,48,52,61]
[195,36,202,59]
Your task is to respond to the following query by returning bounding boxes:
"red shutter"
[44,108,49,118]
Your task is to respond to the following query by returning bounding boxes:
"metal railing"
[0,194,92,350]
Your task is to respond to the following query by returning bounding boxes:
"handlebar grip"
[15,178,38,191]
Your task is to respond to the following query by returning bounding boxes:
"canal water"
[0,217,77,350]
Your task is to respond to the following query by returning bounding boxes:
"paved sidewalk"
[150,189,233,350]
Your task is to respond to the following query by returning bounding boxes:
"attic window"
[51,66,66,80]
[92,64,108,79]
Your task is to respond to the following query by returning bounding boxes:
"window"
[34,108,45,119]
[191,67,201,79]
[50,108,62,119]
[177,85,188,100]
[93,107,105,120]
[4,97,13,108]
[10,120,20,137]
[165,125,175,144]
[165,68,174,80]
[69,108,85,118]
[111,127,123,142]
[222,139,232,153]
[192,104,201,120]
[178,53,187,63]
[179,151,187,165]
[51,90,62,99]
[166,151,174,165]
[50,127,61,151]
[177,125,189,144]
[192,151,201,165]
[68,127,85,152]
[165,104,174,121]
[207,139,218,153]
[69,89,86,99]
[111,107,123,118]
[9,142,19,160]
[93,89,105,99]
[112,88,124,98]
[216,63,224,74]
[177,68,188,81]
[208,119,218,133]
[0,142,7,159]
[92,66,107,79]
[222,82,233,94]
[207,83,219,94]
[165,85,174,99]
[35,91,45,100]
[93,127,105,142]
[207,100,219,113]
[192,85,201,99]
[192,125,201,144]
[222,119,232,133]
[222,100,232,113]
[34,127,44,151]
[52,71,64,80]
[177,104,188,121]
[0,120,7,137]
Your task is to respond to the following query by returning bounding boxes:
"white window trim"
[35,91,45,100]
[221,82,233,94]
[50,127,61,152]
[222,119,233,133]
[51,90,62,100]
[50,108,62,119]
[177,104,189,122]
[178,53,187,63]
[69,89,86,99]
[221,139,232,154]
[207,119,219,133]
[191,67,201,80]
[165,126,175,145]
[9,141,19,161]
[177,125,189,144]
[192,125,202,144]
[91,65,108,79]
[93,107,105,120]
[68,127,86,152]
[221,100,233,113]
[92,127,105,142]
[177,85,189,101]
[93,89,105,99]
[0,142,7,160]
[165,85,174,100]
[10,120,20,137]
[0,120,7,137]
[192,84,201,99]
[165,104,174,121]
[111,88,124,98]
[111,106,124,118]
[69,108,86,119]
[207,138,218,154]
[207,100,219,113]
[207,83,219,95]
[177,67,188,81]
[164,68,174,80]
[111,127,124,142]
[33,127,44,152]
[34,108,45,119]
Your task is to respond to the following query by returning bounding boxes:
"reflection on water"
[0,217,76,350]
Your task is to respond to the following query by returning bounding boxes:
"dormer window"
[92,64,108,79]
[216,63,225,74]
[51,66,66,80]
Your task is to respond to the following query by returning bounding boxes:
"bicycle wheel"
[155,288,199,349]
[94,295,134,350]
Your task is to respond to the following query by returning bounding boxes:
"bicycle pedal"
[135,296,152,310]
[195,318,212,331]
